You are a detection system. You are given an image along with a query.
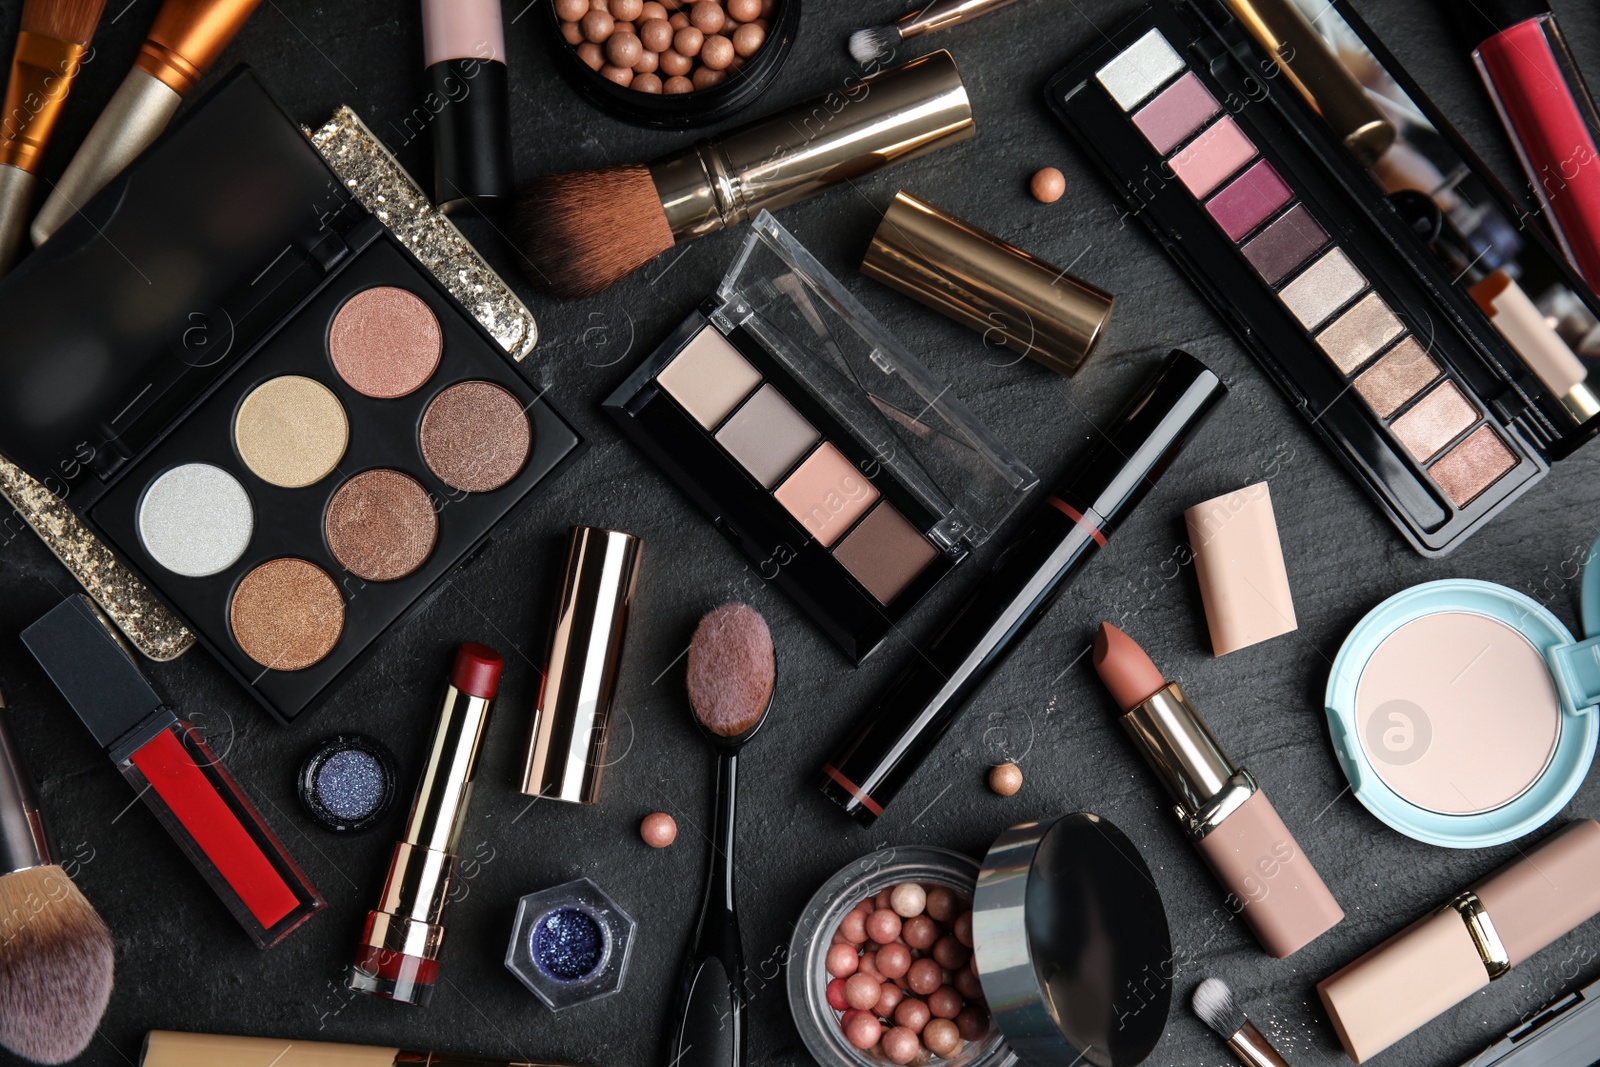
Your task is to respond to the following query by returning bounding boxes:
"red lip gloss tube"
[21,595,323,948]
[1093,622,1343,958]
[1457,1,1600,290]
[349,642,503,1006]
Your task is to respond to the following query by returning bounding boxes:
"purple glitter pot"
[506,877,635,1010]
[297,734,397,833]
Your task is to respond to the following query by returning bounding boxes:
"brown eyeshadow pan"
[1430,426,1517,507]
[230,558,345,670]
[832,502,939,606]
[1352,338,1439,418]
[420,380,532,492]
[325,469,438,582]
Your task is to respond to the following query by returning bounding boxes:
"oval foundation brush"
[668,604,776,1067]
[512,49,974,299]
[0,692,114,1065]
[30,0,261,246]
[0,0,108,274]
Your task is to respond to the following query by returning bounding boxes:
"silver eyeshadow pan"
[653,327,941,601]
[1091,25,1519,513]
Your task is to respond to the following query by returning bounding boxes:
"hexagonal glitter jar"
[505,878,634,1010]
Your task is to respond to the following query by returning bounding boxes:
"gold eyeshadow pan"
[1053,10,1545,549]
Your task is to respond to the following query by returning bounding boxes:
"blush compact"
[0,70,583,723]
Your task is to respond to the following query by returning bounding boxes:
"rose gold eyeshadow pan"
[1062,17,1538,554]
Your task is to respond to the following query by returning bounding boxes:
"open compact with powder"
[0,71,582,723]
[1049,0,1600,555]
[604,213,1036,662]
[1325,578,1599,848]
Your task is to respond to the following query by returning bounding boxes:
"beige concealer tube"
[1317,819,1600,1062]
[141,1030,581,1066]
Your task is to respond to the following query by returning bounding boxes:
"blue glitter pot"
[505,878,635,1011]
[297,734,398,833]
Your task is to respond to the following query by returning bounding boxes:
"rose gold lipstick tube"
[349,644,502,1007]
[31,0,262,246]
[141,1030,585,1066]
[1318,819,1600,1063]
[1121,682,1344,958]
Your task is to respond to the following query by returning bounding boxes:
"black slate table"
[0,1,1596,1065]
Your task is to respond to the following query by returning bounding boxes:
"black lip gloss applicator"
[819,350,1226,824]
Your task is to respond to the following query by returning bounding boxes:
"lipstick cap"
[1185,482,1297,655]
[862,191,1115,377]
[1474,818,1600,963]
[521,527,644,804]
[427,58,513,215]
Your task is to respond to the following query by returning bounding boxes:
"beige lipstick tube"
[1317,818,1600,1062]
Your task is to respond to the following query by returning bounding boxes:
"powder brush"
[30,0,262,246]
[512,49,973,299]
[848,0,1024,65]
[0,693,114,1065]
[0,0,108,274]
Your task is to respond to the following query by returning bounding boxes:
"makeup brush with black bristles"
[848,0,1023,66]
[1192,978,1292,1067]
[0,0,110,274]
[512,49,974,299]
[0,693,115,1065]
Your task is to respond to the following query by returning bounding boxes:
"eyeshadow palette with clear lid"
[604,213,1037,662]
[0,70,583,723]
[1049,0,1600,555]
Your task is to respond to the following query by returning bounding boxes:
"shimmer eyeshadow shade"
[325,469,439,582]
[833,503,939,605]
[1242,204,1328,285]
[657,328,763,429]
[329,287,443,399]
[139,463,254,578]
[1317,292,1405,373]
[1095,28,1185,110]
[1280,249,1365,329]
[1133,72,1219,153]
[716,384,821,487]
[230,558,345,671]
[774,443,879,547]
[420,380,531,492]
[235,376,349,488]
[1206,160,1293,241]
[1353,338,1439,418]
[1430,426,1517,506]
[1170,116,1256,197]
[1392,382,1477,461]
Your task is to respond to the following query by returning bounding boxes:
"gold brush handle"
[899,0,1025,38]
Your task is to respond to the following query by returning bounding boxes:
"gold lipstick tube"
[1222,0,1394,165]
[141,1030,587,1067]
[895,0,1024,40]
[649,49,974,241]
[521,526,644,804]
[31,0,262,246]
[349,644,502,1007]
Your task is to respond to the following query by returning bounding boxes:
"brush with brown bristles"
[0,693,114,1064]
[0,0,110,274]
[512,49,976,299]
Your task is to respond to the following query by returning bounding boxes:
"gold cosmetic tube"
[141,1030,584,1067]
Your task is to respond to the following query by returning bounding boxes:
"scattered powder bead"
[1030,166,1066,203]
[640,811,677,847]
[989,761,1023,796]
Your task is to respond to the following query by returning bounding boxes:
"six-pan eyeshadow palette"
[1047,2,1595,554]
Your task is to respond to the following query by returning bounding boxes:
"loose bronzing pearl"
[989,761,1023,796]
[1030,167,1067,203]
[640,811,677,847]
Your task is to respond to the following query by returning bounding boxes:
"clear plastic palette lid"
[712,212,1037,549]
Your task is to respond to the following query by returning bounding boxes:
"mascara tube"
[818,350,1226,824]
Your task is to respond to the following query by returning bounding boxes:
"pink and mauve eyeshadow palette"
[1132,72,1220,154]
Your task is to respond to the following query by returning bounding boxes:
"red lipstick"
[1092,622,1343,958]
[21,595,323,948]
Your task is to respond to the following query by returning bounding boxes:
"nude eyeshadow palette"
[605,213,1036,662]
[0,72,582,723]
[1049,0,1600,555]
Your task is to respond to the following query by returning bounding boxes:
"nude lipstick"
[21,594,323,948]
[421,0,512,214]
[1318,818,1600,1062]
[349,642,503,1006]
[1092,622,1343,958]
[818,350,1225,824]
[1449,0,1600,291]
